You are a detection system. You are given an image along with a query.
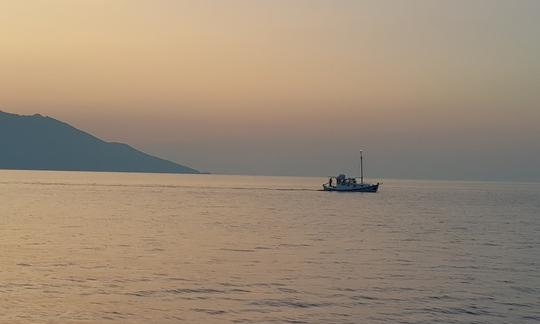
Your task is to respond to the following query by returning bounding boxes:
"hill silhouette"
[0,111,199,174]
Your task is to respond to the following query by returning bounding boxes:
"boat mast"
[360,150,364,184]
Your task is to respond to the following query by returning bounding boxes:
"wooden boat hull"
[323,183,379,192]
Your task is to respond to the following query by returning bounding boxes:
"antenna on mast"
[360,150,364,184]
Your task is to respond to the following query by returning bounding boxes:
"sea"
[0,170,538,323]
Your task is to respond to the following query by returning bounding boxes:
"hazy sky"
[1,0,539,180]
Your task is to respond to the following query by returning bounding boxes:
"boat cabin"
[334,174,357,186]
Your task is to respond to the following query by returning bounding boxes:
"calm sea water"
[0,170,539,323]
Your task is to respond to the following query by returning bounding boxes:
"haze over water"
[1,170,538,323]
[2,0,539,180]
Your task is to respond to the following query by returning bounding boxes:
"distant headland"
[0,111,199,174]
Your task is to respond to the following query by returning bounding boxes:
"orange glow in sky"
[1,0,539,179]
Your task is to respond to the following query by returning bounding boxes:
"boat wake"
[0,181,320,192]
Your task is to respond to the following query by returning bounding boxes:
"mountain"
[0,111,199,174]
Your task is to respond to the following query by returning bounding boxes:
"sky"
[1,0,539,181]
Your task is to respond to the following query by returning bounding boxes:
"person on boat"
[329,177,333,187]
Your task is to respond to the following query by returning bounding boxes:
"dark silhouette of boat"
[323,151,380,192]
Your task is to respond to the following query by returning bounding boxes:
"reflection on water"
[0,170,539,323]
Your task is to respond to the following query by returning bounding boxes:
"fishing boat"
[322,151,380,192]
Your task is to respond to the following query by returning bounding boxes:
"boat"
[322,151,380,192]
